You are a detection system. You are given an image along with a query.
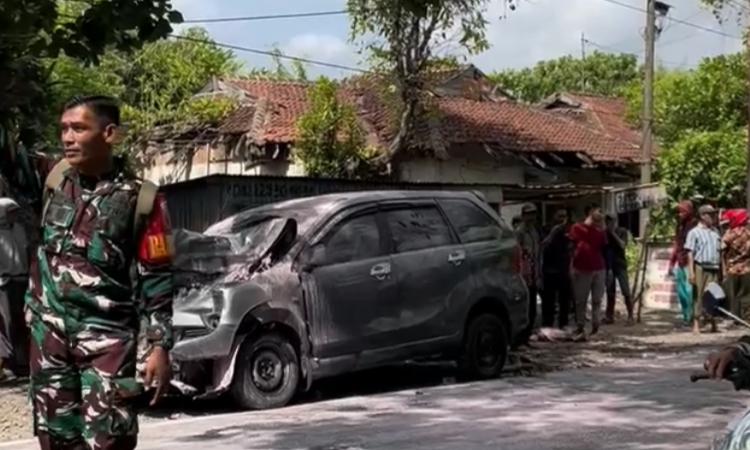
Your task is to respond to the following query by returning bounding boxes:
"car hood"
[173,217,295,311]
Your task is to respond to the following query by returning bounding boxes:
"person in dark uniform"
[540,207,573,329]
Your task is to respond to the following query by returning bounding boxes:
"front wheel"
[459,313,508,379]
[230,331,300,410]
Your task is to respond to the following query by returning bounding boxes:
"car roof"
[255,189,484,212]
[209,190,488,235]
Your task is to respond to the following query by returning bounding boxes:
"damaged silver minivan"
[168,190,529,410]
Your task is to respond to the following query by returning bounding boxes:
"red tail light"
[512,245,522,275]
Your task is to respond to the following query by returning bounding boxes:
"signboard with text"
[609,183,667,214]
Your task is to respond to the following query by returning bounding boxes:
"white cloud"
[171,0,219,33]
[167,0,746,77]
[283,33,354,63]
[473,0,744,71]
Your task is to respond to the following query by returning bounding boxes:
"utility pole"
[640,0,656,235]
[580,32,586,91]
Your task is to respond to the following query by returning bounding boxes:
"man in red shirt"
[568,203,608,338]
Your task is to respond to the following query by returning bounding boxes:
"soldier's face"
[60,105,116,169]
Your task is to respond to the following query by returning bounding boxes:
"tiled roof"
[222,79,311,143]
[215,79,641,163]
[544,93,644,147]
[436,98,641,162]
[218,104,256,134]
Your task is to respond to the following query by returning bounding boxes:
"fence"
[160,174,499,231]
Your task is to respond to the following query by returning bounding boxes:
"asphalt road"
[2,351,747,450]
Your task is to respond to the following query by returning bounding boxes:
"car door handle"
[370,262,391,280]
[448,250,465,266]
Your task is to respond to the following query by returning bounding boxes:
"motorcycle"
[692,282,750,449]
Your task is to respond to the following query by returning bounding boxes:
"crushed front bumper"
[158,323,245,399]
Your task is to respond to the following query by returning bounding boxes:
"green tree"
[699,0,750,208]
[1,0,183,63]
[243,48,309,81]
[346,0,501,165]
[294,77,380,179]
[656,128,746,206]
[117,27,241,134]
[623,53,745,146]
[618,52,748,211]
[1,0,183,150]
[488,51,640,103]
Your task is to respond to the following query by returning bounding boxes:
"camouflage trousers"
[29,316,140,450]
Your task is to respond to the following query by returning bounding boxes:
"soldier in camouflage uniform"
[22,95,174,450]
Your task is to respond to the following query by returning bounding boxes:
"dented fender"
[198,323,312,398]
[171,282,273,361]
[172,263,313,391]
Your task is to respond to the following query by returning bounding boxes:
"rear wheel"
[230,331,299,410]
[459,313,508,379]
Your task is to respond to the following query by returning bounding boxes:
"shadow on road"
[150,357,747,450]
[144,362,461,419]
[143,308,742,423]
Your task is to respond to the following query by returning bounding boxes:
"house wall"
[141,143,305,185]
[143,143,526,203]
[399,157,524,205]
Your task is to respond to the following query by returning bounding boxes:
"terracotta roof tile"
[436,98,641,162]
[548,93,644,148]
[214,78,642,163]
[219,105,256,134]
[222,79,311,143]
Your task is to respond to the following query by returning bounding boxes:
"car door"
[303,207,401,359]
[380,200,474,346]
[437,197,526,331]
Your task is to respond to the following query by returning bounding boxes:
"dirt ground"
[0,308,744,443]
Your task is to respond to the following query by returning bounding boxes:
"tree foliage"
[2,0,182,63]
[294,77,381,179]
[0,0,183,145]
[243,48,309,82]
[700,0,748,22]
[623,53,746,146]
[656,128,746,206]
[40,27,241,150]
[117,28,242,135]
[488,51,640,103]
[346,0,500,165]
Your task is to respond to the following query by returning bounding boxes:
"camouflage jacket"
[25,156,174,349]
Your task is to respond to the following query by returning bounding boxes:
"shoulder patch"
[145,233,171,261]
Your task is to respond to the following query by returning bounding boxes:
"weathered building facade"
[140,65,645,209]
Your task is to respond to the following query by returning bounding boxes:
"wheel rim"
[475,326,502,369]
[250,348,285,392]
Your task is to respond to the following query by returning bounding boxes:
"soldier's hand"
[705,347,735,380]
[144,346,171,406]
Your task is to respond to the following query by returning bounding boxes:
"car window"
[439,199,504,244]
[323,213,381,265]
[383,206,453,253]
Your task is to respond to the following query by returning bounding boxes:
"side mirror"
[301,244,327,271]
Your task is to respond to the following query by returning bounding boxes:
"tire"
[459,313,508,379]
[230,331,300,410]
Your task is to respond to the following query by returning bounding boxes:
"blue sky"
[174,0,746,79]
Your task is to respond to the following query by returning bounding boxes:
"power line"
[596,0,741,39]
[169,34,369,74]
[181,10,347,24]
